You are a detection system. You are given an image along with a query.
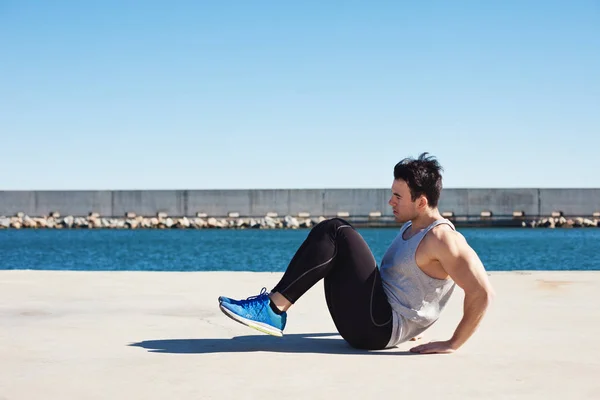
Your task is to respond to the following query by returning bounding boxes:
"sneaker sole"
[219,303,283,337]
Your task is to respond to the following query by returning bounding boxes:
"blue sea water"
[0,228,598,271]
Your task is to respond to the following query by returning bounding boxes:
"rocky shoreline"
[0,212,317,230]
[521,216,599,228]
[1,212,599,229]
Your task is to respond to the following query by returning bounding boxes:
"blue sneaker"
[218,295,239,305]
[219,288,287,337]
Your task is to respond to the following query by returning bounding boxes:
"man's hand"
[410,340,456,354]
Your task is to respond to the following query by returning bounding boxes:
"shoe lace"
[242,287,270,315]
[244,287,269,301]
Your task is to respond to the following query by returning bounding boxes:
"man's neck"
[410,208,443,232]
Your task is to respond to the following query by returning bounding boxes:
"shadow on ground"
[129,332,418,356]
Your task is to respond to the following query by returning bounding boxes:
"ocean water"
[0,227,599,271]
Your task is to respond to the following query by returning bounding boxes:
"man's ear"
[418,195,428,210]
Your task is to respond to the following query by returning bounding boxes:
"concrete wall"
[1,189,599,218]
[112,191,186,217]
[0,191,35,216]
[538,189,600,216]
[35,191,113,217]
[187,190,252,217]
[438,189,541,217]
[0,191,112,217]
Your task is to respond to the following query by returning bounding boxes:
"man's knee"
[308,217,353,239]
[321,217,352,229]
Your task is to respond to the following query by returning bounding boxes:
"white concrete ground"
[1,270,598,399]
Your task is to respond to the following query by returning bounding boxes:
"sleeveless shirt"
[380,219,457,348]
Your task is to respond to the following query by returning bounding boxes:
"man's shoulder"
[428,220,461,239]
[424,221,467,254]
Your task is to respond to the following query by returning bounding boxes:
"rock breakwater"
[0,212,318,230]
[522,216,598,228]
[1,212,599,230]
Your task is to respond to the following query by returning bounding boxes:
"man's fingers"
[419,346,438,354]
[410,343,432,353]
[410,342,448,354]
[416,345,434,354]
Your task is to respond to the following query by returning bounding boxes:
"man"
[218,153,495,354]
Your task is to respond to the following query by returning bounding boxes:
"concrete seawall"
[1,188,599,219]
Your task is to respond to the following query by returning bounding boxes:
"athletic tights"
[271,218,393,350]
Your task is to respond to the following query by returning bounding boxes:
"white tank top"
[380,219,457,347]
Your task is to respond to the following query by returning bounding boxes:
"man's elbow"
[468,285,495,309]
[484,287,495,308]
[480,285,495,309]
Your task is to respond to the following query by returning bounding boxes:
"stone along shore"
[0,212,316,230]
[1,211,599,229]
[521,216,599,228]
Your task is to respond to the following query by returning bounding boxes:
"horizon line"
[2,187,600,191]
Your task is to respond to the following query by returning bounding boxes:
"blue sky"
[1,1,598,190]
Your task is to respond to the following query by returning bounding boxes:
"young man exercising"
[218,153,495,353]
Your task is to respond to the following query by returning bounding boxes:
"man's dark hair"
[393,152,443,208]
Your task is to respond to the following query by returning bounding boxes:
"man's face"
[388,179,420,223]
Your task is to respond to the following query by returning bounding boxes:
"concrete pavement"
[1,270,598,399]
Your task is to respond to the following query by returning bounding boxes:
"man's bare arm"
[411,229,495,354]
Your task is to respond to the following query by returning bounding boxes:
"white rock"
[193,218,207,228]
[207,218,218,228]
[301,218,312,228]
[74,218,88,227]
[178,217,191,228]
[63,216,74,227]
[35,218,48,228]
[264,216,277,229]
[23,216,37,228]
[284,215,300,228]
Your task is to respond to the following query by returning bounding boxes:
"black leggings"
[272,218,393,350]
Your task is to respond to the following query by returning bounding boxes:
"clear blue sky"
[1,1,598,190]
